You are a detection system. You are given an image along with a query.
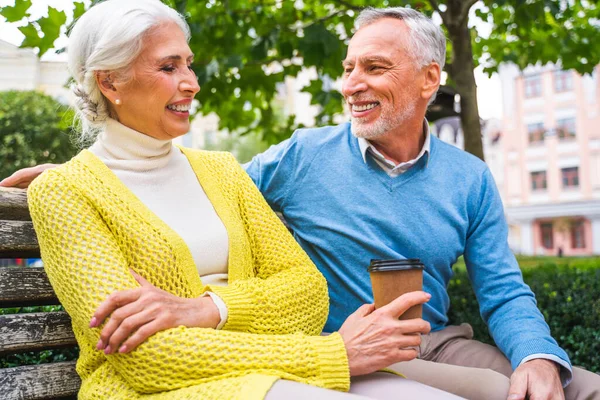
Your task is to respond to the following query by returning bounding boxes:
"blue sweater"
[245,122,571,371]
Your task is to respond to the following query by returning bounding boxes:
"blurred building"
[0,39,71,102]
[497,63,600,256]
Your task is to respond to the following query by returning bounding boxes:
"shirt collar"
[357,119,431,167]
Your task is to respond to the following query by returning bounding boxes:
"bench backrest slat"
[0,188,31,221]
[0,220,40,259]
[0,187,80,400]
[0,361,79,400]
[0,267,59,308]
[0,312,75,356]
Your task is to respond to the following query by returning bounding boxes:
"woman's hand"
[0,164,58,188]
[338,291,431,376]
[90,270,220,354]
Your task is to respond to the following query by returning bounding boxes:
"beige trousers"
[389,324,600,400]
[265,372,465,399]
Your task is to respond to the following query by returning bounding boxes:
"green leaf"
[0,0,32,23]
[36,7,67,56]
[18,24,41,49]
[73,2,86,20]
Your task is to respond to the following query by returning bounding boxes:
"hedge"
[448,258,600,372]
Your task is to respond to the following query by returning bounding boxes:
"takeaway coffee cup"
[368,259,425,320]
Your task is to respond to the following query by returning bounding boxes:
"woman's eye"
[161,65,176,72]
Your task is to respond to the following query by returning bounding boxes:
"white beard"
[350,101,416,140]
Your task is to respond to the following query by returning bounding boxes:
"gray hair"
[68,0,190,145]
[355,7,446,104]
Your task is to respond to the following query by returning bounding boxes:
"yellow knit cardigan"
[28,148,350,400]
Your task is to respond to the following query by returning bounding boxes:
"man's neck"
[368,118,425,164]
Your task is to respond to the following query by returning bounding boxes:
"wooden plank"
[0,361,80,400]
[0,220,40,259]
[0,268,58,307]
[0,312,75,355]
[0,187,30,221]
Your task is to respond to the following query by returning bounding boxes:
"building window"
[554,70,573,93]
[527,122,546,144]
[570,220,586,249]
[556,117,576,140]
[531,171,547,190]
[524,75,542,98]
[540,222,554,249]
[561,167,579,188]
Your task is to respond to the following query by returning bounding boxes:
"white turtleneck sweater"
[88,119,229,327]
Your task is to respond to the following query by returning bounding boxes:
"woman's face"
[110,22,200,140]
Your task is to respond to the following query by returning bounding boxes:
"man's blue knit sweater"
[245,122,571,371]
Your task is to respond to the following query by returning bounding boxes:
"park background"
[0,0,599,374]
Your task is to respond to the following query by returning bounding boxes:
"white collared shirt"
[357,120,431,177]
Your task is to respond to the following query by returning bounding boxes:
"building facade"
[498,63,600,256]
[0,39,71,101]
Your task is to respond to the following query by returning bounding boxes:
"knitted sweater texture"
[28,148,349,399]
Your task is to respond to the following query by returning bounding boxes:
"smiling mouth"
[166,104,191,112]
[351,102,379,113]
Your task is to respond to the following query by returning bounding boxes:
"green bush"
[0,90,77,179]
[448,259,600,372]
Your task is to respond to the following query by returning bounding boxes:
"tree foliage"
[475,0,600,75]
[0,90,77,178]
[2,0,599,155]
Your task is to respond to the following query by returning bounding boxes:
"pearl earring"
[115,99,121,105]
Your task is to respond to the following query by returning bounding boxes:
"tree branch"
[459,0,478,25]
[444,61,454,78]
[330,0,363,11]
[300,9,348,29]
[428,0,441,14]
[429,0,449,26]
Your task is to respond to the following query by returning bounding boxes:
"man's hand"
[0,164,58,188]
[338,291,431,376]
[90,270,220,355]
[508,359,564,400]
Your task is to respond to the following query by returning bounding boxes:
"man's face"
[342,18,421,139]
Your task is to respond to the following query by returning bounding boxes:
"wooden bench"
[0,187,80,399]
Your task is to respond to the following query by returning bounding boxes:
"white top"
[88,119,229,327]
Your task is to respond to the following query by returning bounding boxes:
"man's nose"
[342,69,368,97]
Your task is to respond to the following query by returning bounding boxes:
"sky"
[0,0,503,120]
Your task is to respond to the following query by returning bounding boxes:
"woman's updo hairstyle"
[68,0,190,145]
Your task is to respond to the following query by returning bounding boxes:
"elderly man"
[4,6,599,400]
[243,7,600,400]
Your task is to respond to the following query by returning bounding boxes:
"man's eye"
[369,66,382,72]
[161,65,176,72]
[344,68,353,74]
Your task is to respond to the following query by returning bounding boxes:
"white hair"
[356,7,446,70]
[68,0,190,145]
[355,7,446,104]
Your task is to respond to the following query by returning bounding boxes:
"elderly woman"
[24,0,462,399]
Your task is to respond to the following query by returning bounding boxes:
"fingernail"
[119,345,127,353]
[104,346,112,355]
[96,339,104,350]
[89,317,98,328]
[508,395,522,400]
[425,293,432,298]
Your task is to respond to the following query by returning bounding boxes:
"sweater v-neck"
[350,135,429,192]
[74,148,238,292]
